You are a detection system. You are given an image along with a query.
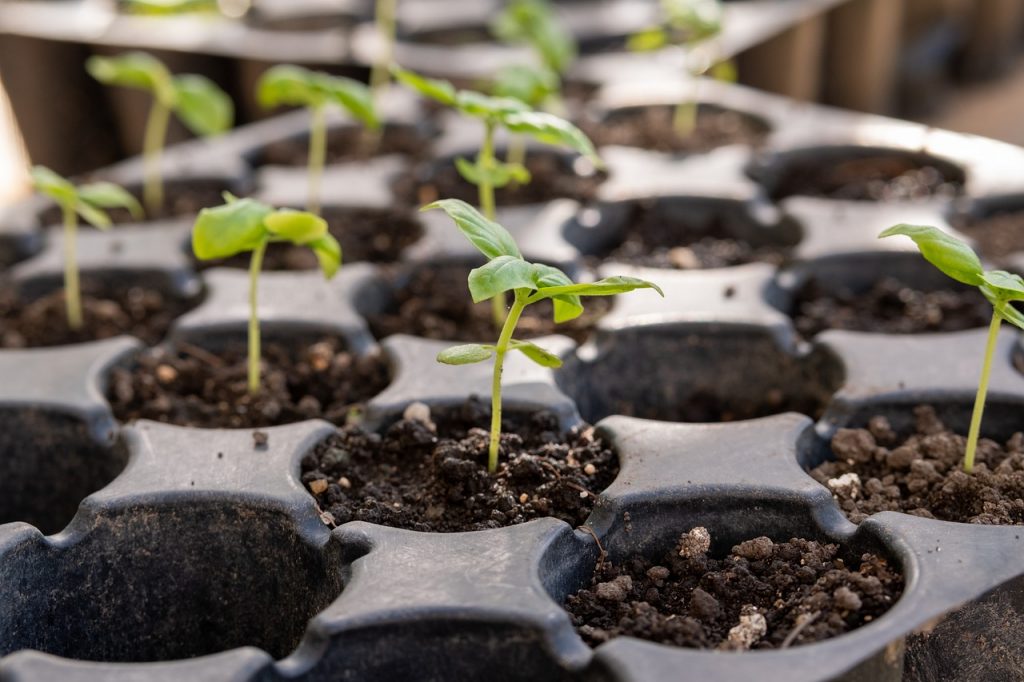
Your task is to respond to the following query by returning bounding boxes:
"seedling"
[368,0,398,107]
[87,52,234,215]
[393,66,601,326]
[880,224,1024,472]
[30,166,142,330]
[491,65,559,180]
[257,65,378,215]
[428,199,662,472]
[491,0,576,79]
[628,0,733,136]
[192,195,341,394]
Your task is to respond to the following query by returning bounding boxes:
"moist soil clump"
[257,126,428,166]
[954,210,1024,262]
[792,276,990,338]
[196,208,422,270]
[566,526,902,650]
[366,263,610,343]
[766,154,963,202]
[811,405,1024,525]
[397,151,604,207]
[301,398,617,532]
[585,105,768,155]
[0,281,195,348]
[39,181,228,226]
[107,337,390,428]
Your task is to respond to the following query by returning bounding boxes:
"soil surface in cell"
[566,526,902,649]
[398,151,604,207]
[302,398,617,532]
[585,105,769,155]
[39,181,228,226]
[0,281,195,348]
[766,154,963,202]
[812,405,1024,525]
[587,203,790,269]
[257,125,429,166]
[791,276,990,338]
[366,263,611,343]
[196,208,422,269]
[107,337,389,428]
[954,209,1024,262]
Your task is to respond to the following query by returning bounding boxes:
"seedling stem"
[247,239,268,394]
[477,121,506,326]
[62,205,82,329]
[488,291,528,470]
[369,0,397,105]
[965,311,1002,472]
[143,98,171,215]
[308,104,327,215]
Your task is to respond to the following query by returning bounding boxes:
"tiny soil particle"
[38,180,229,226]
[565,526,902,650]
[0,281,196,348]
[765,154,963,202]
[953,209,1024,262]
[584,105,769,155]
[810,406,1024,525]
[365,263,611,344]
[256,125,430,166]
[791,277,990,338]
[195,208,423,270]
[300,398,618,532]
[395,151,605,207]
[107,337,390,428]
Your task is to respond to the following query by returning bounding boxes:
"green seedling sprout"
[880,224,1024,473]
[87,52,234,215]
[427,199,662,473]
[192,195,341,394]
[628,0,732,136]
[257,65,379,216]
[30,166,142,330]
[368,0,398,108]
[392,66,602,327]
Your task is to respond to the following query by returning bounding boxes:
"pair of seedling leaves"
[31,167,142,228]
[257,65,377,128]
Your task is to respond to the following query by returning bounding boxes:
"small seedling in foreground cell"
[628,0,733,136]
[30,166,142,330]
[192,195,342,394]
[257,65,378,216]
[87,52,234,215]
[880,224,1024,473]
[428,199,663,473]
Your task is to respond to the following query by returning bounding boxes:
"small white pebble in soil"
[579,491,588,499]
[668,246,701,269]
[725,610,767,650]
[338,476,352,489]
[584,463,597,476]
[309,479,328,495]
[678,526,712,559]
[155,364,177,383]
[833,586,862,611]
[403,401,436,431]
[827,472,862,499]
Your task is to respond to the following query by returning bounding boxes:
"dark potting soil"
[257,126,429,167]
[196,208,423,270]
[0,281,195,348]
[566,526,902,650]
[585,105,769,155]
[365,263,611,344]
[954,210,1024,261]
[791,276,990,338]
[38,181,229,226]
[811,406,1024,525]
[301,398,617,532]
[107,337,390,428]
[766,154,963,202]
[396,151,604,207]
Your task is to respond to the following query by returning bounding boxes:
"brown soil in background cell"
[257,126,429,167]
[566,526,902,650]
[302,398,617,532]
[585,105,769,155]
[954,210,1024,261]
[811,406,1024,525]
[767,155,963,202]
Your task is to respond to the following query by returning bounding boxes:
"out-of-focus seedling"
[30,166,142,330]
[368,0,398,107]
[880,224,1024,472]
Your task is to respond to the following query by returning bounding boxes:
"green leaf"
[437,343,495,365]
[997,302,1024,331]
[468,255,538,302]
[30,165,76,206]
[531,275,665,299]
[710,59,737,83]
[981,270,1024,299]
[526,262,580,322]
[492,64,558,108]
[879,224,984,286]
[75,201,112,230]
[264,209,327,244]
[490,0,576,73]
[454,157,482,186]
[192,198,272,260]
[391,66,457,106]
[172,74,233,136]
[422,199,521,260]
[257,65,321,108]
[313,72,379,129]
[502,111,601,165]
[78,182,143,220]
[121,0,219,15]
[455,90,529,120]
[86,52,174,105]
[508,339,562,367]
[454,158,523,189]
[627,27,668,52]
[309,234,342,279]
[665,0,723,41]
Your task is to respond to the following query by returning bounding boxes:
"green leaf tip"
[879,224,983,287]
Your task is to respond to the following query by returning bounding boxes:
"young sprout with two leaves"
[428,199,663,473]
[30,166,142,330]
[87,52,234,215]
[880,224,1024,473]
[257,65,378,216]
[192,195,341,394]
[628,0,733,136]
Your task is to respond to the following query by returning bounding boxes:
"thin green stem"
[368,0,397,107]
[478,121,505,328]
[62,205,82,330]
[964,310,1002,472]
[142,99,171,216]
[506,135,526,187]
[489,292,527,472]
[308,104,326,216]
[248,239,268,395]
